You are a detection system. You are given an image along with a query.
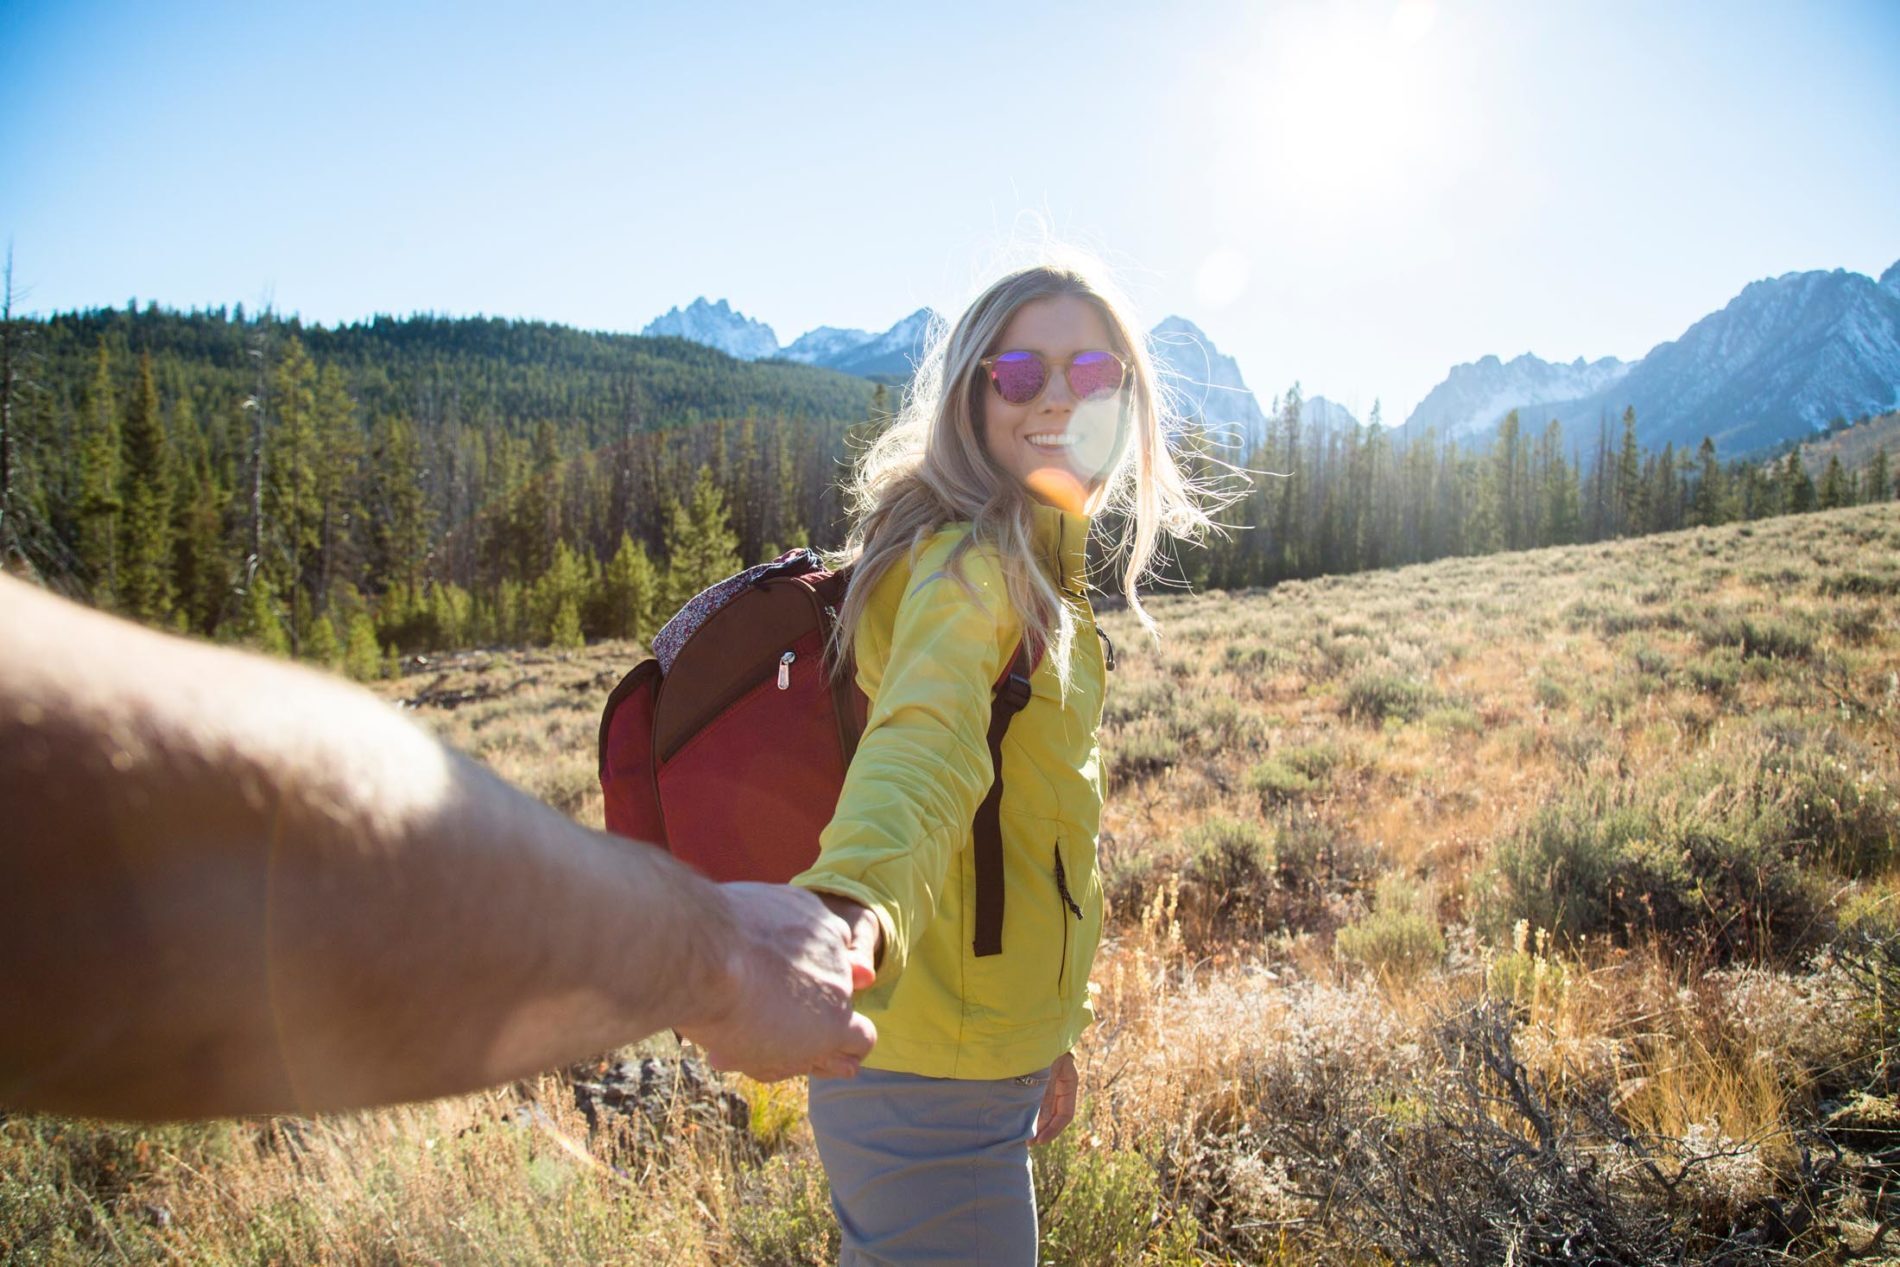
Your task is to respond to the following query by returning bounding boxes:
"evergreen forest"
[1,303,1893,678]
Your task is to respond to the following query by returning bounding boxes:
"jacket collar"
[1029,499,1091,597]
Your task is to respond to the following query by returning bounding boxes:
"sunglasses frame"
[977,348,1130,407]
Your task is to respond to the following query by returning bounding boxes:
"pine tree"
[264,337,321,645]
[237,572,291,656]
[1538,419,1579,546]
[1614,406,1641,536]
[74,339,121,603]
[364,414,430,594]
[170,395,229,635]
[0,247,25,568]
[548,594,585,649]
[661,464,743,614]
[530,539,590,646]
[1692,437,1725,526]
[1782,450,1816,514]
[343,611,384,680]
[1818,454,1851,509]
[117,353,174,621]
[311,364,361,613]
[305,612,341,670]
[1865,447,1891,503]
[597,531,658,642]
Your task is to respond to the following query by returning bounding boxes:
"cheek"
[978,394,1017,456]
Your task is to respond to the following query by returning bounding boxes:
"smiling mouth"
[1026,432,1077,449]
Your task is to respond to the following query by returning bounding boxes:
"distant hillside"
[30,305,877,447]
[1788,409,1900,475]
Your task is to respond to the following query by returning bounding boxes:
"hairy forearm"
[0,578,738,1120]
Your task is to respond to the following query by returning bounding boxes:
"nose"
[1038,364,1078,410]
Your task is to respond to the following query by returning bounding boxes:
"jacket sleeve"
[791,536,1017,1002]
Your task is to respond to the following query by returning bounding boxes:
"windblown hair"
[827,256,1217,692]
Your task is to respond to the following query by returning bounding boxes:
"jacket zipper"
[777,650,795,690]
[1054,842,1082,992]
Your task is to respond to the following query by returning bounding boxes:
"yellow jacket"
[792,501,1108,1080]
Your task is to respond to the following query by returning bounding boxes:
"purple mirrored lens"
[1068,350,1125,400]
[990,351,1047,405]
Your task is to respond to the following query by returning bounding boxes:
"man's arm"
[0,576,874,1121]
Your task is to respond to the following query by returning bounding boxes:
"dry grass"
[7,503,1900,1263]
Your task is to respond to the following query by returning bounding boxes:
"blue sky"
[3,0,1896,425]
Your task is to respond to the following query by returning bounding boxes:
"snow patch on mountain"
[1402,352,1630,443]
[642,298,779,361]
[780,326,873,365]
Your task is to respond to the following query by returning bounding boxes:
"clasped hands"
[675,887,1077,1143]
[676,885,883,1082]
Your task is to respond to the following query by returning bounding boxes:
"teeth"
[1027,433,1077,448]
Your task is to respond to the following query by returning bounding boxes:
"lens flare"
[1025,468,1088,514]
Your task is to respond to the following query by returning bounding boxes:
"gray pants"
[807,1065,1052,1266]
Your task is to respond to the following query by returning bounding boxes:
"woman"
[792,256,1213,1264]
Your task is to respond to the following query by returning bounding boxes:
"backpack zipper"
[1055,842,1082,991]
[777,651,795,690]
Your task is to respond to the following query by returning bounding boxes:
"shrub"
[1037,1135,1195,1267]
[1827,602,1883,644]
[1477,777,1823,961]
[1274,814,1373,892]
[1342,669,1438,725]
[1223,641,1288,674]
[1101,677,1172,728]
[1247,757,1315,802]
[1248,742,1334,800]
[1683,647,1743,697]
[732,1152,839,1266]
[1174,690,1256,753]
[1629,641,1671,677]
[1533,674,1569,711]
[1696,611,1816,661]
[1184,817,1276,921]
[1759,746,1900,877]
[1336,873,1445,980]
[1818,570,1900,597]
[1262,1003,1791,1263]
[1421,705,1483,734]
[1110,722,1180,782]
[1488,947,1569,1005]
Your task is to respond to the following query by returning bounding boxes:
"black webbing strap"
[972,640,1036,958]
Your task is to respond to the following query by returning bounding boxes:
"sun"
[1227,0,1463,212]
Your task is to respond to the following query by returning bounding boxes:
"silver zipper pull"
[777,651,795,690]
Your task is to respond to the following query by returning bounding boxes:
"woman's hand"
[1031,1051,1078,1145]
[814,893,883,989]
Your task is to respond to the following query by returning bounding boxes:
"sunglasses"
[978,349,1128,407]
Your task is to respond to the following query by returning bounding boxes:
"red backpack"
[597,548,1037,956]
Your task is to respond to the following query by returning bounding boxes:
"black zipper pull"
[1053,844,1082,919]
[1096,627,1116,672]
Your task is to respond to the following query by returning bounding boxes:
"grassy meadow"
[6,502,1900,1264]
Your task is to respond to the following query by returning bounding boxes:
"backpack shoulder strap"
[971,638,1036,958]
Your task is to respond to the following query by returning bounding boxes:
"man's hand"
[815,893,883,990]
[1031,1050,1078,1145]
[678,883,877,1082]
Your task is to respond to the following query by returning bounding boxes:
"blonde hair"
[827,255,1217,692]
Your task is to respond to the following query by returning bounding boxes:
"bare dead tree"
[241,300,273,596]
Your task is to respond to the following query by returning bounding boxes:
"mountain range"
[1397,261,1900,455]
[645,256,1900,460]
